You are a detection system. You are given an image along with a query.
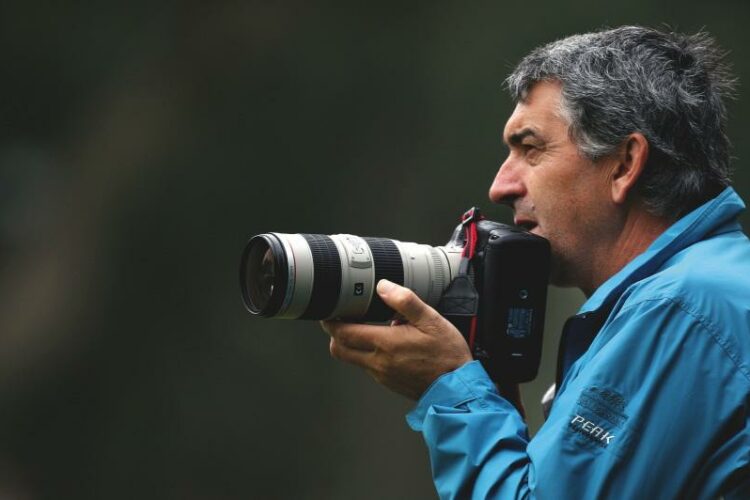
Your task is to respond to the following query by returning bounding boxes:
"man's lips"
[514,218,538,232]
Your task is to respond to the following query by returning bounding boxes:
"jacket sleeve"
[406,361,534,499]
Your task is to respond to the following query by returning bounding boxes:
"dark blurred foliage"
[1,1,749,498]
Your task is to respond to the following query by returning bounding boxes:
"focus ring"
[299,234,342,319]
[363,237,404,322]
[427,247,447,305]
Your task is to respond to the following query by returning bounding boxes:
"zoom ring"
[363,238,405,322]
[299,234,342,319]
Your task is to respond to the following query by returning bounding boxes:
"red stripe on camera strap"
[460,209,482,350]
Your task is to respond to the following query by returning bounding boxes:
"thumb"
[376,279,441,328]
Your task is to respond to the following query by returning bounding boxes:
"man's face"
[489,81,616,290]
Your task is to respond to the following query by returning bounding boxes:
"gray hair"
[506,26,736,217]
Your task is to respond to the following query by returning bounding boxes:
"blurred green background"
[1,1,748,499]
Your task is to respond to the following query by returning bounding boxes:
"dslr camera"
[240,207,550,383]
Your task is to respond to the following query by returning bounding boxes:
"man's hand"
[321,279,473,400]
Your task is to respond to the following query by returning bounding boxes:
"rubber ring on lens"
[362,237,404,322]
[298,234,342,320]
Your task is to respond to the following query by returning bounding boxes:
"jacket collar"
[579,187,745,315]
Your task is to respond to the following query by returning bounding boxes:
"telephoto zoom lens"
[240,233,463,322]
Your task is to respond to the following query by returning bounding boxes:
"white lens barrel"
[256,233,462,320]
[394,242,457,308]
[273,233,314,319]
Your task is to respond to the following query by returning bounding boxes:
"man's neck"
[582,208,672,297]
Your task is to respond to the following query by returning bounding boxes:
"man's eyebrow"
[506,128,542,146]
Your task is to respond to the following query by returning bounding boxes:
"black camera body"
[438,215,550,383]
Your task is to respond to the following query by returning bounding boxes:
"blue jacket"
[407,187,750,499]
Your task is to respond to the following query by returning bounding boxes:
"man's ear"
[610,133,649,205]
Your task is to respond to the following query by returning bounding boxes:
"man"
[322,26,750,498]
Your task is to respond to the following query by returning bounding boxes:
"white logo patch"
[570,414,615,445]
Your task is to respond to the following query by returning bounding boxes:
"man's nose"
[488,158,525,205]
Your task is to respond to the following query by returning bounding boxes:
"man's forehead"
[503,105,544,144]
[503,81,567,142]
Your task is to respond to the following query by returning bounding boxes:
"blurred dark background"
[1,1,749,498]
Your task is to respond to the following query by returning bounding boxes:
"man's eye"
[522,144,543,164]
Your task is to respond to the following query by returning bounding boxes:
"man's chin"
[547,255,577,289]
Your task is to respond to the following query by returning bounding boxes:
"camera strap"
[438,207,482,351]
[460,207,483,349]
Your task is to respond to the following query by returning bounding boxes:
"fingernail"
[377,279,396,295]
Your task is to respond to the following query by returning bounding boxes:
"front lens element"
[240,235,288,316]
[248,246,274,311]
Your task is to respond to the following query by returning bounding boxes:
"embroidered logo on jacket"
[568,387,628,449]
[569,414,616,444]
